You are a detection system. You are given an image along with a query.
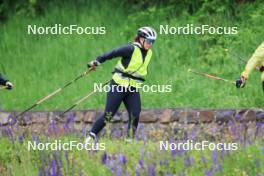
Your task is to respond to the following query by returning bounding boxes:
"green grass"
[0,1,263,111]
[0,135,263,176]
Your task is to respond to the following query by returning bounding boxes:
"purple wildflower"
[142,134,147,144]
[205,166,213,176]
[212,151,218,165]
[135,163,141,176]
[8,114,17,126]
[150,163,156,176]
[189,128,197,140]
[235,114,241,121]
[57,156,63,169]
[256,122,263,128]
[140,148,145,159]
[111,167,115,174]
[138,159,143,167]
[48,120,58,135]
[18,134,24,144]
[63,113,75,133]
[166,172,173,176]
[201,155,207,164]
[23,114,31,124]
[102,152,108,165]
[184,156,194,167]
[49,159,57,176]
[116,165,122,176]
[147,152,152,160]
[66,113,75,124]
[171,148,177,157]
[32,134,40,143]
[113,129,122,138]
[63,123,71,133]
[119,154,127,165]
[7,127,14,144]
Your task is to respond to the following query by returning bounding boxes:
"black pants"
[91,80,141,137]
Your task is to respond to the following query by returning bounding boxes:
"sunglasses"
[145,38,155,45]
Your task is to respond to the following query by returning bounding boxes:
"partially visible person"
[236,42,264,91]
[0,73,13,90]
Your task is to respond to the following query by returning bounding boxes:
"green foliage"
[0,138,12,166]
[0,0,263,110]
[0,0,48,22]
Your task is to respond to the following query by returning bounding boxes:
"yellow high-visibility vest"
[112,44,152,88]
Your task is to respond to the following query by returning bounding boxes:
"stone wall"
[0,109,264,141]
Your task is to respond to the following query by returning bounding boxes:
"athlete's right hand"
[87,60,100,69]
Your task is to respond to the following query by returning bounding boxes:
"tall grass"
[0,135,263,175]
[0,1,263,111]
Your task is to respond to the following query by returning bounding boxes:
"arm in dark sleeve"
[0,74,8,86]
[96,44,134,63]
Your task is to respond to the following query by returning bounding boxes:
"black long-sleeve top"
[96,43,148,69]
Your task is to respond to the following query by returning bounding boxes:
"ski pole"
[16,67,96,118]
[0,86,8,90]
[225,48,262,71]
[57,79,111,118]
[188,69,236,85]
[225,48,247,64]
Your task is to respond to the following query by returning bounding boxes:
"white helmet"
[137,27,157,41]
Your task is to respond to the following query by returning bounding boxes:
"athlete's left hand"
[6,81,13,90]
[259,65,264,72]
[236,76,247,88]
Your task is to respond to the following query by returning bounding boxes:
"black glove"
[87,60,100,68]
[259,66,264,72]
[262,81,264,92]
[6,81,13,90]
[236,76,247,88]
